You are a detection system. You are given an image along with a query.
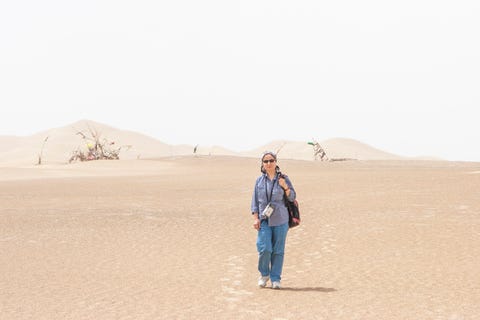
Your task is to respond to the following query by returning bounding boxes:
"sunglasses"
[262,159,276,163]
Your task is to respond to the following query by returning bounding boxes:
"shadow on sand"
[279,287,336,293]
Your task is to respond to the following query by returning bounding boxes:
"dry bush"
[68,126,125,163]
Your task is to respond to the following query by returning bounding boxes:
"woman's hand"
[279,177,290,195]
[253,218,260,230]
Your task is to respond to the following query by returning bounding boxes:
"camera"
[262,203,274,218]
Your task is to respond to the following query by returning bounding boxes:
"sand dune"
[0,120,179,164]
[1,156,479,319]
[241,138,408,161]
[0,119,433,166]
[0,120,240,165]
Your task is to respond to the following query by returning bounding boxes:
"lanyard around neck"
[265,174,277,203]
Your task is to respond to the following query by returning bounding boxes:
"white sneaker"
[272,281,281,289]
[258,276,269,288]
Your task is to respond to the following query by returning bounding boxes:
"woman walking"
[251,151,296,289]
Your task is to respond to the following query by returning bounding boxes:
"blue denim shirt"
[251,173,296,227]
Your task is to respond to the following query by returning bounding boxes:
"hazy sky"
[1,1,479,161]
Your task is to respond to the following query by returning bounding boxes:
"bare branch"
[69,126,123,163]
[37,136,49,165]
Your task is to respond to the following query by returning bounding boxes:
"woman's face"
[262,155,276,171]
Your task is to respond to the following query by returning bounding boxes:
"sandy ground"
[1,156,480,319]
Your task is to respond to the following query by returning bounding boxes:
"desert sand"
[1,155,480,320]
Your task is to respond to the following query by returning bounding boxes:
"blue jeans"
[256,220,289,282]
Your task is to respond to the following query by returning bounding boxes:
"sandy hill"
[0,120,237,165]
[0,119,436,165]
[0,120,169,164]
[0,136,23,152]
[241,138,406,161]
[322,138,405,160]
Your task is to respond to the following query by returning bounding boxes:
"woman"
[251,151,296,289]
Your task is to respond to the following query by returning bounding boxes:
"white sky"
[1,1,479,161]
